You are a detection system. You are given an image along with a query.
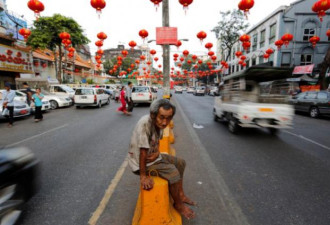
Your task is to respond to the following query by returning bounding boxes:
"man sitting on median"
[128,99,196,220]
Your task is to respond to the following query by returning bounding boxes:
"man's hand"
[146,151,160,163]
[140,175,154,190]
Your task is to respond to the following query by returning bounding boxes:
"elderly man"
[128,99,196,220]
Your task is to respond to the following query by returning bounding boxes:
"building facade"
[218,0,330,75]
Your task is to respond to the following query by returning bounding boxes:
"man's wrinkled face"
[155,107,173,130]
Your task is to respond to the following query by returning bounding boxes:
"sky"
[6,0,298,64]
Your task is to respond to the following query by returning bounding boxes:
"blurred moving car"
[74,88,110,108]
[174,86,183,94]
[0,92,31,120]
[187,87,195,94]
[289,91,330,118]
[193,86,206,96]
[0,147,39,225]
[209,86,219,96]
[131,86,156,105]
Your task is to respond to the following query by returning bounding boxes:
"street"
[1,92,330,225]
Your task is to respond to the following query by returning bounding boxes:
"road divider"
[132,123,182,225]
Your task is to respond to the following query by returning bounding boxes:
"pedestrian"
[2,82,15,127]
[117,86,128,115]
[32,88,44,122]
[128,99,196,220]
[125,81,134,115]
[22,82,33,106]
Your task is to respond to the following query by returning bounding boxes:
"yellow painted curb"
[132,177,182,225]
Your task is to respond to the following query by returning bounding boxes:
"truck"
[213,66,296,134]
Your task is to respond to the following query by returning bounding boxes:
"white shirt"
[3,90,15,107]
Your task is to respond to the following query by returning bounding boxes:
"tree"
[27,14,89,83]
[319,47,330,90]
[211,9,249,62]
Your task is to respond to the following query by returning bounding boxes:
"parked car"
[0,147,39,225]
[193,86,206,96]
[174,86,183,94]
[182,87,187,91]
[209,86,219,96]
[0,92,31,120]
[289,91,330,118]
[131,86,156,105]
[49,85,75,99]
[74,88,110,108]
[187,87,195,94]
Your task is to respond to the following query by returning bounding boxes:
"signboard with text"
[293,64,314,74]
[0,44,33,74]
[156,27,178,45]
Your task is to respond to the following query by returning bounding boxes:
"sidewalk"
[95,98,250,225]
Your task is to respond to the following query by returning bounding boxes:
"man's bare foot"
[174,203,196,220]
[182,196,197,206]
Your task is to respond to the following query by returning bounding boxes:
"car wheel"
[50,100,58,110]
[268,128,278,135]
[0,183,25,225]
[213,112,219,122]
[98,101,102,108]
[76,106,80,109]
[228,117,239,134]
[309,107,319,118]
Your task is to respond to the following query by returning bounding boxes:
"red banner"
[293,64,314,74]
[156,27,178,45]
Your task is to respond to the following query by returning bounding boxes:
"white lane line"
[283,130,330,151]
[6,124,69,148]
[88,156,129,225]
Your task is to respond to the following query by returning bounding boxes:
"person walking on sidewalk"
[125,81,134,115]
[2,82,15,128]
[117,86,128,115]
[32,88,44,122]
[128,99,196,220]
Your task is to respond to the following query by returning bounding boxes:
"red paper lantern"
[242,62,247,67]
[97,32,107,40]
[198,60,203,65]
[275,39,284,50]
[154,57,159,62]
[129,40,137,50]
[235,51,243,58]
[265,48,274,55]
[59,32,70,40]
[239,34,250,43]
[150,49,157,55]
[150,0,162,11]
[147,61,152,66]
[95,40,103,48]
[205,42,213,51]
[309,35,321,48]
[281,33,294,47]
[95,55,101,60]
[182,50,189,57]
[327,29,330,37]
[187,60,192,64]
[62,39,72,47]
[179,0,193,13]
[27,0,44,18]
[158,64,162,68]
[263,54,270,59]
[173,53,179,58]
[176,40,182,49]
[140,55,146,61]
[179,57,185,62]
[131,64,135,69]
[68,47,75,52]
[177,63,182,67]
[208,51,215,57]
[211,55,217,62]
[19,28,31,40]
[117,56,123,61]
[91,0,106,17]
[139,29,149,41]
[242,41,251,51]
[197,31,207,43]
[192,55,198,61]
[312,0,330,22]
[122,50,128,57]
[238,0,254,19]
[97,49,104,55]
[68,52,74,58]
[42,63,47,68]
[240,55,246,61]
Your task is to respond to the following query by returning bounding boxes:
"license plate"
[81,96,87,99]
[20,110,28,114]
[259,108,274,112]
[138,93,144,96]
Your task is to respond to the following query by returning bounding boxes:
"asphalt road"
[1,92,330,225]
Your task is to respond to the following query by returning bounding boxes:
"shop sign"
[0,44,34,74]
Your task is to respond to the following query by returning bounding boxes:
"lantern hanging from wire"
[97,32,107,40]
[281,33,294,47]
[309,35,321,48]
[27,0,44,19]
[91,0,106,18]
[179,0,193,14]
[275,40,284,50]
[197,31,207,44]
[139,29,149,42]
[150,0,162,11]
[238,0,254,19]
[205,42,213,51]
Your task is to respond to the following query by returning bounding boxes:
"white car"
[193,87,206,96]
[74,88,110,108]
[187,87,195,94]
[174,87,183,94]
[49,85,75,99]
[15,90,51,112]
[131,86,157,105]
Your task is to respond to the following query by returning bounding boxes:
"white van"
[49,85,75,99]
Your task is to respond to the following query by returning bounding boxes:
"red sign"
[293,64,314,74]
[156,27,178,45]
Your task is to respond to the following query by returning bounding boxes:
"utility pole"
[162,0,170,99]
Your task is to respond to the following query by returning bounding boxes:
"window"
[305,92,317,99]
[259,55,264,64]
[132,87,149,93]
[75,89,94,95]
[252,34,258,51]
[300,54,313,65]
[97,89,104,94]
[296,92,307,99]
[260,30,266,48]
[54,86,65,93]
[303,29,315,41]
[269,23,276,44]
[281,52,291,67]
[317,92,328,100]
[252,57,256,66]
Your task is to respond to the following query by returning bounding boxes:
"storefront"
[0,43,34,88]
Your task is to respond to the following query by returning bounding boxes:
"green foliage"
[211,9,249,61]
[86,78,94,84]
[27,14,89,50]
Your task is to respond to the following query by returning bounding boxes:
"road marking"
[6,124,69,148]
[283,130,330,151]
[173,97,251,225]
[88,156,129,225]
